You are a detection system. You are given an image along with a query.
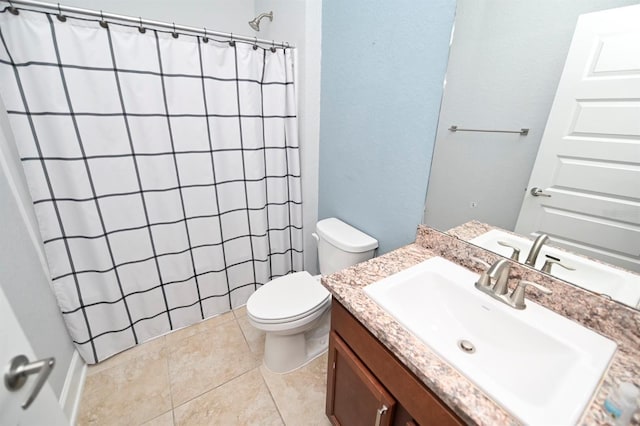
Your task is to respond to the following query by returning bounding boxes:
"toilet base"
[262,308,330,374]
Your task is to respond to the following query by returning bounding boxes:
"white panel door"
[515,4,640,272]
[0,284,67,425]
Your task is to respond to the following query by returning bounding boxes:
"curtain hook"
[56,3,66,22]
[252,37,258,50]
[171,22,179,39]
[138,17,146,33]
[8,1,19,15]
[229,33,235,47]
[270,40,276,53]
[99,10,108,28]
[202,27,209,43]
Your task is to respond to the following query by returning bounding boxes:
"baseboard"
[59,350,86,425]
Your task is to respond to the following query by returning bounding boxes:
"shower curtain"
[0,9,303,363]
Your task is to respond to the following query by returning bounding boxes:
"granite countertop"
[321,223,640,425]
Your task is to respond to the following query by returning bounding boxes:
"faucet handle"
[470,257,491,287]
[497,241,521,261]
[541,255,575,274]
[509,280,552,309]
[470,256,490,268]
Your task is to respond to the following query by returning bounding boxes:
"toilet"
[246,217,378,373]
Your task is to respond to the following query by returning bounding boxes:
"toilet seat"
[247,271,331,324]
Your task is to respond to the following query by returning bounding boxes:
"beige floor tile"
[173,369,283,426]
[237,314,265,356]
[233,305,247,318]
[77,349,172,425]
[141,410,174,426]
[164,311,235,346]
[87,335,166,377]
[167,319,259,406]
[261,352,332,426]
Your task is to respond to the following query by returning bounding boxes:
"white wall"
[0,101,75,397]
[423,0,640,232]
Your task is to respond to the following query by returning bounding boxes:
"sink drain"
[458,340,475,354]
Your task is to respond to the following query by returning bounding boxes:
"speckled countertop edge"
[321,223,640,426]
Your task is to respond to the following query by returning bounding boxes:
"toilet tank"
[315,218,378,275]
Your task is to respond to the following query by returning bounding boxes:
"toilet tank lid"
[316,218,378,252]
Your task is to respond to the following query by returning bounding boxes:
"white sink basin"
[470,229,640,308]
[364,257,616,425]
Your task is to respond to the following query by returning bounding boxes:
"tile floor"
[77,306,332,426]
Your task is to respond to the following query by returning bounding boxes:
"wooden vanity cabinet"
[327,332,396,425]
[326,301,463,426]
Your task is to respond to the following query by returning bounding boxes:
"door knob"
[530,187,551,197]
[4,354,55,409]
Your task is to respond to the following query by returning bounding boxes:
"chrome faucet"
[524,233,549,267]
[474,258,511,295]
[474,258,552,309]
[488,259,511,295]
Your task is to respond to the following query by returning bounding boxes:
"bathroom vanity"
[326,301,462,425]
[322,225,640,425]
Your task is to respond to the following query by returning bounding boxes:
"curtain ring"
[138,17,146,34]
[281,41,285,49]
[99,10,108,28]
[252,37,258,51]
[229,33,235,47]
[270,40,276,53]
[8,0,19,15]
[56,3,66,22]
[171,22,179,39]
[202,27,209,43]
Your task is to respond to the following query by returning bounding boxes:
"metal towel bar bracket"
[449,125,529,135]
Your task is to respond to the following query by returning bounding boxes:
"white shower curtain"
[0,9,303,363]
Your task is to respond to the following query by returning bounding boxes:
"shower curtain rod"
[3,0,295,49]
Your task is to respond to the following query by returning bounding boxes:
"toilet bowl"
[247,272,331,373]
[246,218,378,373]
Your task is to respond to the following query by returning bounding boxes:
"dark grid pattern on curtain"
[0,8,303,363]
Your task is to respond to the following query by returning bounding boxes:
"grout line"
[137,346,174,425]
[235,316,254,352]
[166,316,261,409]
[88,335,167,377]
[144,409,174,426]
[232,304,247,319]
[166,350,177,411]
[171,361,260,410]
[234,312,267,357]
[164,311,236,346]
[259,367,287,426]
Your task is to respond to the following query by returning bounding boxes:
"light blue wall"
[318,0,456,254]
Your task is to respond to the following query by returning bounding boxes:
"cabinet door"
[326,331,396,426]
